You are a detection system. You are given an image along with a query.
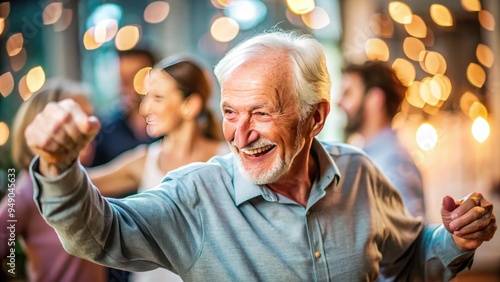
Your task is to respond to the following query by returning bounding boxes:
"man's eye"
[255,112,268,116]
[224,109,234,115]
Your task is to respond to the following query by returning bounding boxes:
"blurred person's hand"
[441,193,497,250]
[25,99,100,177]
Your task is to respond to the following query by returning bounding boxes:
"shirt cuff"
[436,225,475,268]
[29,156,84,197]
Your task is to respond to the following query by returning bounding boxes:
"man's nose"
[233,117,259,149]
[139,95,150,117]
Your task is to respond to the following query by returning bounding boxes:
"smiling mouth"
[241,144,276,157]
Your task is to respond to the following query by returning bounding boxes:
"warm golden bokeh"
[459,91,479,116]
[287,0,315,15]
[404,15,427,38]
[0,18,4,36]
[471,117,490,143]
[388,1,412,24]
[466,62,486,88]
[210,17,239,42]
[0,122,9,146]
[115,25,141,51]
[54,9,74,32]
[301,7,329,29]
[461,0,481,12]
[144,1,170,24]
[133,67,152,95]
[476,44,494,68]
[392,58,415,86]
[403,37,425,61]
[0,72,14,97]
[416,122,438,151]
[478,10,495,31]
[95,19,118,43]
[42,2,63,25]
[469,101,488,120]
[6,33,23,57]
[365,38,389,61]
[83,27,103,50]
[10,48,27,72]
[430,4,453,27]
[26,66,46,93]
[0,2,10,19]
[18,76,32,101]
[405,81,425,108]
[419,77,439,106]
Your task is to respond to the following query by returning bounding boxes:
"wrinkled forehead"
[223,52,294,92]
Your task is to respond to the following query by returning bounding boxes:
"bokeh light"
[392,58,415,86]
[144,1,170,24]
[134,67,152,95]
[83,27,103,50]
[405,81,425,108]
[210,17,239,42]
[94,19,118,43]
[43,2,63,25]
[0,2,10,18]
[6,33,23,57]
[0,122,9,146]
[459,91,479,116]
[115,25,141,51]
[471,117,490,143]
[10,48,27,72]
[365,38,389,61]
[18,76,32,101]
[469,101,488,120]
[476,44,494,68]
[404,15,426,38]
[301,7,330,29]
[461,0,481,12]
[416,123,438,151]
[430,4,453,27]
[0,72,14,97]
[287,0,315,15]
[466,63,486,88]
[0,18,4,36]
[388,1,412,24]
[54,9,74,32]
[403,37,425,61]
[26,66,46,93]
[478,10,495,31]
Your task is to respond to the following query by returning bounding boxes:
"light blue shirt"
[363,127,425,219]
[31,139,473,281]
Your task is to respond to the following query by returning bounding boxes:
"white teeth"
[242,144,274,155]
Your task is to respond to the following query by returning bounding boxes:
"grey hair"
[214,29,331,119]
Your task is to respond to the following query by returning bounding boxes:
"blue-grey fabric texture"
[31,139,473,281]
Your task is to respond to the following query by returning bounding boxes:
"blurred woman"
[0,80,106,282]
[88,56,229,282]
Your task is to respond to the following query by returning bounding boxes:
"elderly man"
[26,31,496,281]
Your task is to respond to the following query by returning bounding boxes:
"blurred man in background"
[338,61,425,219]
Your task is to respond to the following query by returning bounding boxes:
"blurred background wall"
[0,0,499,280]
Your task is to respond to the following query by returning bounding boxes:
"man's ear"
[181,93,203,120]
[365,87,385,112]
[310,100,330,137]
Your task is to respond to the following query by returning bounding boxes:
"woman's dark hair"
[155,56,222,141]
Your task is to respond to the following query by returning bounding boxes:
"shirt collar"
[233,138,341,206]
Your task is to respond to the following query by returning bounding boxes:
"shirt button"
[314,251,321,259]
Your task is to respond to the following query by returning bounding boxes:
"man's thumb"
[443,195,458,212]
[85,115,101,139]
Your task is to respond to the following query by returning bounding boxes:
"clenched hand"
[25,99,101,177]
